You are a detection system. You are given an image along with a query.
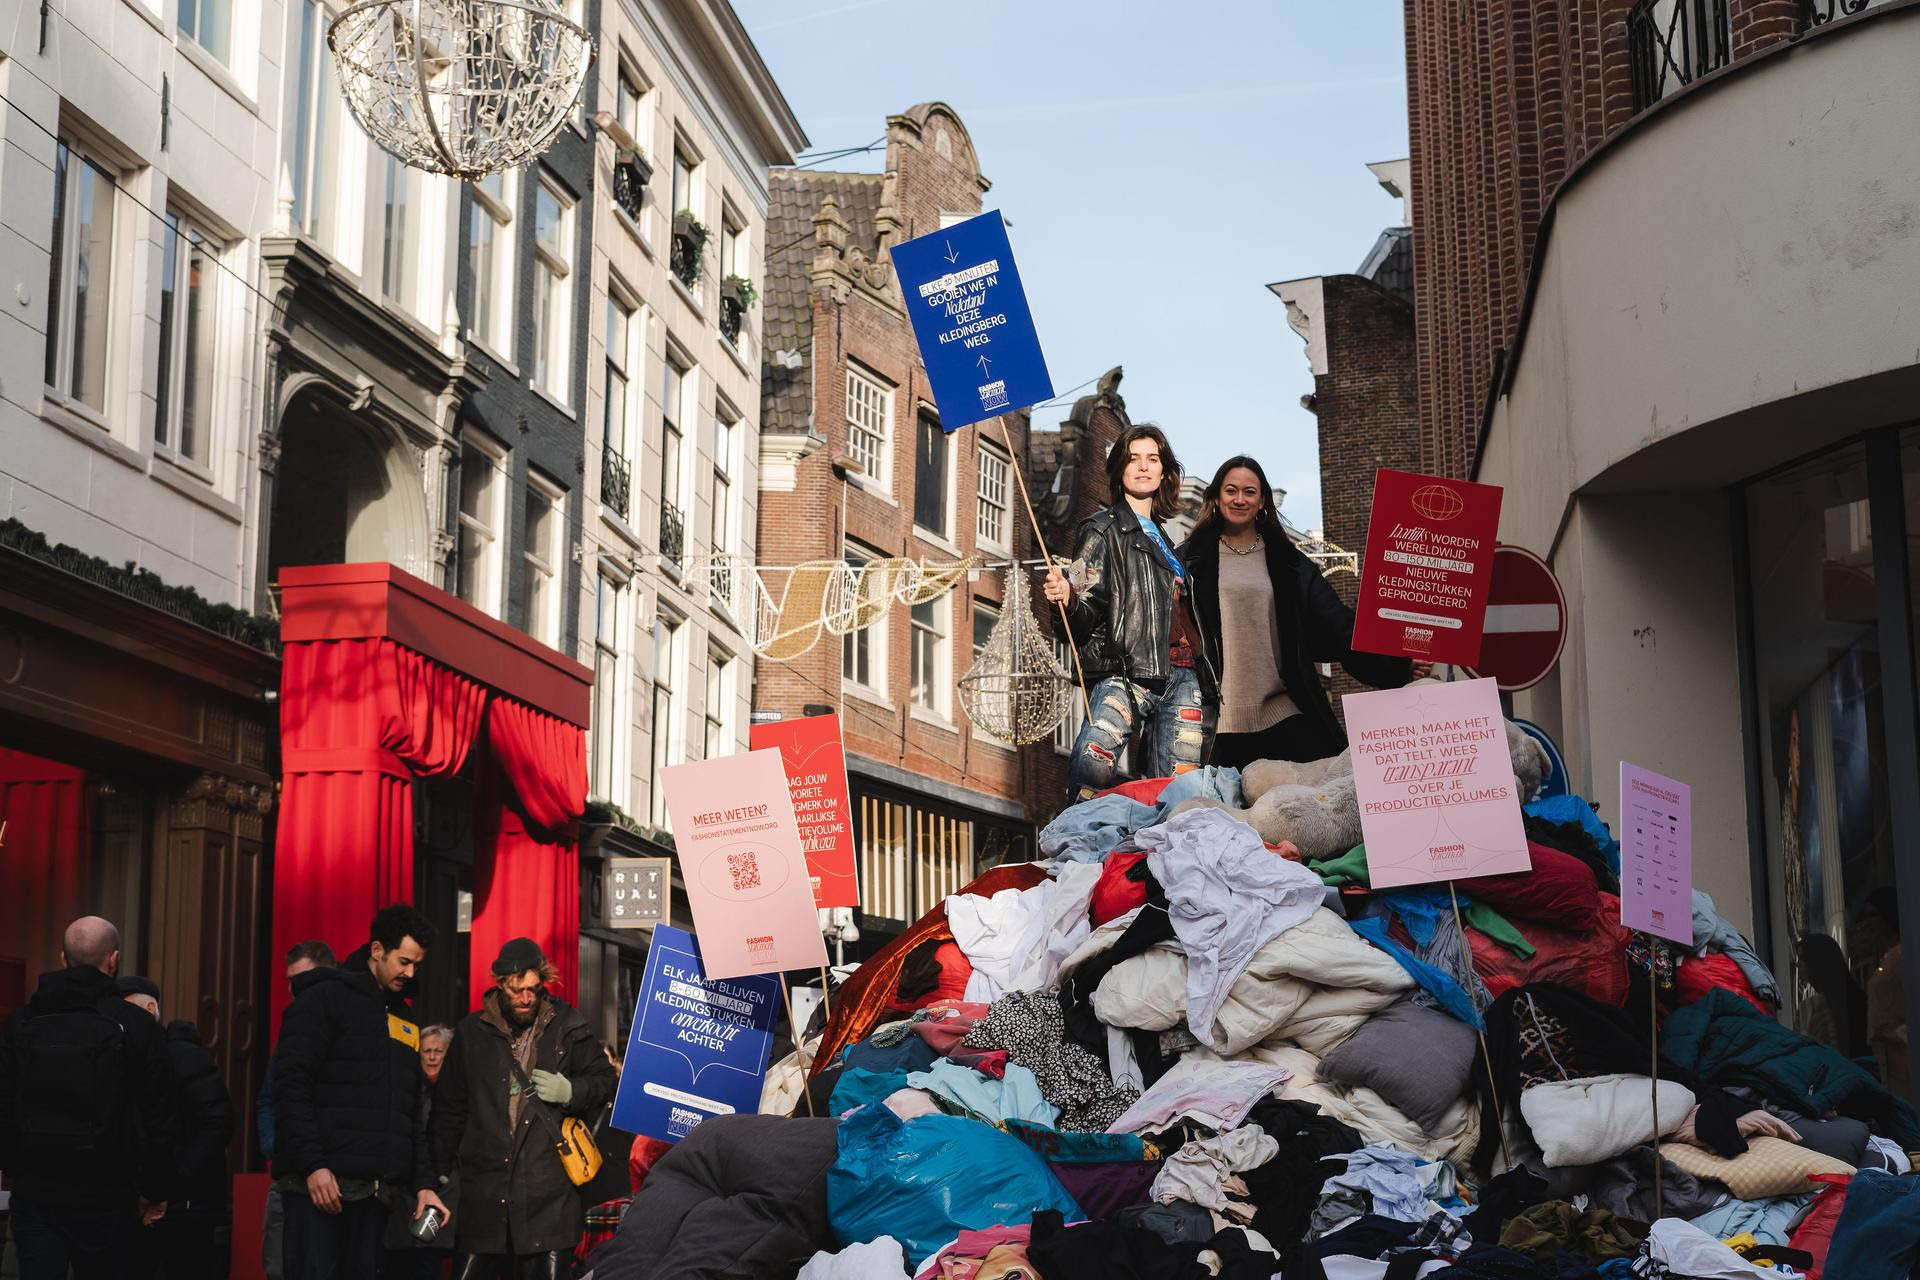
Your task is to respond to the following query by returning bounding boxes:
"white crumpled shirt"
[1139,807,1326,1045]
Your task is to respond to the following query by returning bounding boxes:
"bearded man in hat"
[429,939,615,1280]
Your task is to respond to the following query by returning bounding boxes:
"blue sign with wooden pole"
[889,210,1053,431]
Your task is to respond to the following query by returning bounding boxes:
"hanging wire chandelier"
[329,0,592,179]
[959,567,1074,746]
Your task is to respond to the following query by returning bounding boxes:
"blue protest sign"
[889,210,1053,431]
[612,925,780,1142]
[1513,718,1569,801]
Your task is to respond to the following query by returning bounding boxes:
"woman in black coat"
[1179,455,1412,768]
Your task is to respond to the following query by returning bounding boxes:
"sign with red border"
[1352,469,1504,668]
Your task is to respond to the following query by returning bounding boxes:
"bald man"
[0,916,177,1280]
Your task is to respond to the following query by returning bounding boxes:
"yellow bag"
[511,1063,604,1187]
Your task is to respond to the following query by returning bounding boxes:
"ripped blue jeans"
[1066,668,1216,801]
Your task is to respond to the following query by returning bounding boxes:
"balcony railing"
[601,448,631,521]
[611,154,652,223]
[1628,0,1731,110]
[659,502,685,565]
[1803,0,1878,23]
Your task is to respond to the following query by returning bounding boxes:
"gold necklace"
[1224,533,1263,555]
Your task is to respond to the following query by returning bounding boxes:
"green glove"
[529,1069,572,1106]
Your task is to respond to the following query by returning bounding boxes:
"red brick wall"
[1406,0,1636,480]
[1407,0,1805,481]
[1311,274,1419,715]
[753,105,1071,824]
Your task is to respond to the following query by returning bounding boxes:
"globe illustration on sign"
[1411,484,1466,521]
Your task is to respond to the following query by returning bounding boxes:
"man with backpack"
[118,975,235,1279]
[271,904,450,1280]
[0,915,176,1280]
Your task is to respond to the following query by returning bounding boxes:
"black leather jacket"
[1054,503,1219,697]
[1180,521,1412,756]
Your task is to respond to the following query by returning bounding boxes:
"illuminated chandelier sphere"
[329,0,592,180]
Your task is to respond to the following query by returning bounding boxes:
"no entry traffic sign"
[1465,544,1566,691]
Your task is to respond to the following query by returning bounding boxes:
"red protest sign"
[749,713,858,909]
[1351,469,1504,667]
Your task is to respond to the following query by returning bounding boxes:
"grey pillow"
[1317,997,1476,1133]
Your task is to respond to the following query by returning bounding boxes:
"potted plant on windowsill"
[671,210,709,287]
[719,274,756,344]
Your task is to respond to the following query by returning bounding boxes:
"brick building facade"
[1403,0,1817,480]
[754,103,1076,949]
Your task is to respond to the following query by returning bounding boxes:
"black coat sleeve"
[559,1030,617,1119]
[132,1018,180,1202]
[170,1035,234,1187]
[429,1025,470,1182]
[271,990,331,1177]
[1053,520,1111,649]
[1298,559,1413,690]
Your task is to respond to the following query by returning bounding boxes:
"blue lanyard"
[1137,517,1184,582]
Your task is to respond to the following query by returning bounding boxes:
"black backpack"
[13,1004,130,1157]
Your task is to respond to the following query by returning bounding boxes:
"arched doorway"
[267,386,430,584]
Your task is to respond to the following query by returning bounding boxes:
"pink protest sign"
[1344,678,1530,889]
[1619,762,1693,945]
[659,748,829,980]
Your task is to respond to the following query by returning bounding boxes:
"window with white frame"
[468,169,515,356]
[659,351,689,563]
[156,210,218,466]
[670,146,696,218]
[913,409,950,539]
[649,613,684,827]
[616,58,648,144]
[532,173,574,403]
[284,0,342,249]
[710,402,737,566]
[602,288,638,519]
[973,601,998,664]
[457,433,508,616]
[1053,638,1084,754]
[44,140,119,417]
[590,571,626,802]
[178,0,231,64]
[720,219,741,279]
[910,595,949,717]
[380,155,423,313]
[703,649,732,760]
[976,442,1011,550]
[843,541,887,695]
[521,474,564,645]
[845,364,892,492]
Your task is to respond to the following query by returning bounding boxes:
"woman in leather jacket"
[1043,425,1219,800]
[1179,455,1412,768]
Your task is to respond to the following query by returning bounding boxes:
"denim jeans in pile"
[1066,668,1215,801]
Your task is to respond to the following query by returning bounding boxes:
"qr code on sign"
[727,850,762,891]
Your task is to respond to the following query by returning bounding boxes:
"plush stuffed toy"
[1177,720,1551,862]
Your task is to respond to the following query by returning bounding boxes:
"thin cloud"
[749,0,906,32]
[964,77,1406,118]
[797,77,1404,129]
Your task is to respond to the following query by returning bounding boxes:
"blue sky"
[731,0,1410,533]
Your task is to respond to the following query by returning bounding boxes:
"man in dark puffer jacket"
[271,904,450,1280]
[118,976,235,1279]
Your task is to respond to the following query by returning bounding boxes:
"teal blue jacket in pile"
[1661,988,1920,1149]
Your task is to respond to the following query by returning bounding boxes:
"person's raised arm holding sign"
[1044,425,1218,802]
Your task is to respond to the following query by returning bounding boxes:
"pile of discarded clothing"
[584,729,1920,1280]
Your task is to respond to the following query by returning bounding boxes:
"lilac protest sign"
[1619,763,1693,944]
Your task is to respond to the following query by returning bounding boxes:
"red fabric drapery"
[473,698,587,1001]
[0,749,91,1017]
[275,637,586,1030]
[273,639,486,1031]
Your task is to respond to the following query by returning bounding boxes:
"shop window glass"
[1747,444,1903,1095]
